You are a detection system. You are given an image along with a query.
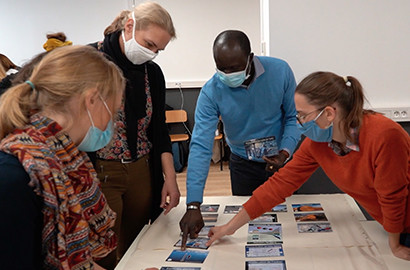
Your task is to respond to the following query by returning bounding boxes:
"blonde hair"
[0,45,125,139]
[104,2,176,39]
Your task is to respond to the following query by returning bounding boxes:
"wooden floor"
[176,161,232,197]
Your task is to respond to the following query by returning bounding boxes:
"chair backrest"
[165,110,188,124]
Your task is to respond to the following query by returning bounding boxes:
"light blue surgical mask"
[216,56,251,88]
[296,109,333,142]
[77,96,114,152]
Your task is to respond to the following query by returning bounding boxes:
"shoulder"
[257,56,291,69]
[360,113,409,145]
[0,151,31,190]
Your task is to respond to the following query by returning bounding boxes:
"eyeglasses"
[296,108,325,127]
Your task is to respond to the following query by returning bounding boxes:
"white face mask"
[122,12,158,65]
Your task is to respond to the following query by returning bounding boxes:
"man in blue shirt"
[180,30,300,248]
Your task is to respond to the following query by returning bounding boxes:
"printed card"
[200,204,220,213]
[202,213,218,223]
[269,204,287,212]
[297,222,333,233]
[245,244,284,258]
[294,212,328,222]
[174,237,209,250]
[251,213,278,223]
[198,225,214,237]
[244,136,279,160]
[292,203,323,212]
[245,260,287,270]
[247,223,283,244]
[166,249,209,263]
[224,205,243,214]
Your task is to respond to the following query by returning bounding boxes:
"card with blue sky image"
[174,237,209,250]
[166,249,209,263]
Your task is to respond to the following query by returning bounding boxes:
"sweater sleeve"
[151,63,172,154]
[243,139,320,219]
[373,126,409,233]
[186,88,220,204]
[277,64,301,155]
[0,152,43,269]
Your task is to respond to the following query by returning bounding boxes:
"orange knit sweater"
[244,113,410,233]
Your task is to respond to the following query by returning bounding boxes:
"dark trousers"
[95,155,152,270]
[229,153,273,195]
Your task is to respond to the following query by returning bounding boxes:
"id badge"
[244,136,278,160]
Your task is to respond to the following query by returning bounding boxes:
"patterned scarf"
[0,114,117,269]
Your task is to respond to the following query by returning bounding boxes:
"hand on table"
[179,202,204,250]
[263,150,289,173]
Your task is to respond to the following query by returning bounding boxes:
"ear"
[324,106,336,122]
[124,18,135,36]
[84,88,100,109]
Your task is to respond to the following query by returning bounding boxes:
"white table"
[116,195,409,270]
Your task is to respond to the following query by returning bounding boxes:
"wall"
[268,0,410,108]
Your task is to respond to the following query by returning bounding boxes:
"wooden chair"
[165,110,190,143]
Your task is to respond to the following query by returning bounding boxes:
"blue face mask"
[296,109,333,142]
[77,96,114,152]
[216,56,250,88]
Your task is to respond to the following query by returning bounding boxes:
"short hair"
[213,30,251,56]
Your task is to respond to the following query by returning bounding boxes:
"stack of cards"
[292,203,332,233]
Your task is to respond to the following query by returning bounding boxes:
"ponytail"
[104,10,131,36]
[0,82,35,139]
[295,72,374,143]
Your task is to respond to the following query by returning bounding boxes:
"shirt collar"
[240,56,264,89]
[328,128,360,156]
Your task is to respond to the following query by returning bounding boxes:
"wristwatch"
[187,205,199,210]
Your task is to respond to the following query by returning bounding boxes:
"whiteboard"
[0,0,261,89]
[268,0,410,108]
[152,0,261,88]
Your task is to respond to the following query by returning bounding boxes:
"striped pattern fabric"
[0,114,117,269]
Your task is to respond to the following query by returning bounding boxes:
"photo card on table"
[200,204,220,213]
[245,260,287,270]
[247,223,283,244]
[174,237,209,250]
[245,244,284,258]
[166,249,209,263]
[297,222,333,233]
[292,203,323,212]
[224,205,243,214]
[294,212,328,222]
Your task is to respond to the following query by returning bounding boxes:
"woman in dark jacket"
[89,2,180,269]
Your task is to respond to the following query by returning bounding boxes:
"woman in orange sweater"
[206,71,410,260]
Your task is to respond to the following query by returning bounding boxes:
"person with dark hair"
[88,2,180,268]
[179,30,300,249]
[206,71,410,261]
